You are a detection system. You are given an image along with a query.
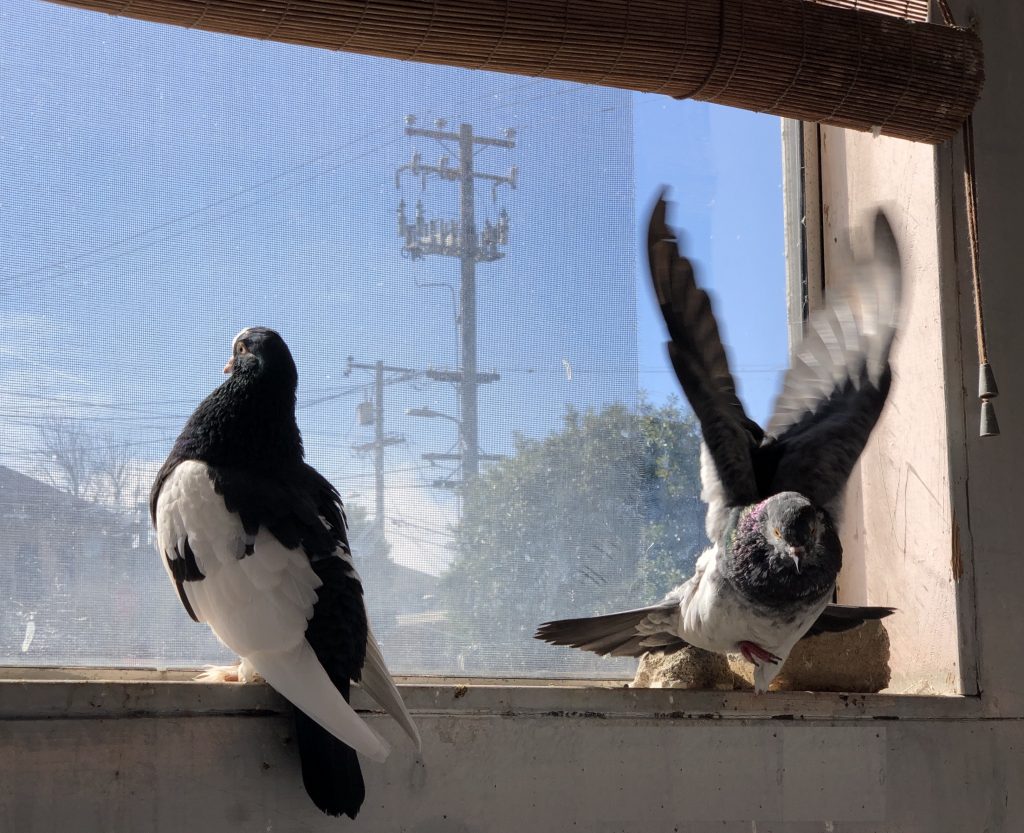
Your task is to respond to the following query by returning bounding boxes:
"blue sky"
[1,0,787,574]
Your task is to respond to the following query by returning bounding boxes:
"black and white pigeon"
[536,194,899,692]
[150,326,420,818]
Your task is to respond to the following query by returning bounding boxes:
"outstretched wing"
[802,603,896,638]
[762,212,902,509]
[535,601,685,658]
[648,192,763,507]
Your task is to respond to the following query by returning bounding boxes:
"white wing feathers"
[155,460,408,762]
[698,442,730,543]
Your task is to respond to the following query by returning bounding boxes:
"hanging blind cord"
[936,0,999,436]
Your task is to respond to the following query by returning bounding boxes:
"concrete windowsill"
[0,666,982,722]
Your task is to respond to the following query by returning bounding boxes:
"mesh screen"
[0,0,786,677]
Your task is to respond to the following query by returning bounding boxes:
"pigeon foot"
[195,658,262,683]
[739,641,782,667]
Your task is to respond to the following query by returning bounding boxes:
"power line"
[3,75,549,283]
[4,76,577,292]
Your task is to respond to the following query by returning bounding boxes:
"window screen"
[0,0,786,676]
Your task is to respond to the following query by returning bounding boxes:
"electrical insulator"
[498,208,509,244]
[415,201,426,237]
[397,199,407,237]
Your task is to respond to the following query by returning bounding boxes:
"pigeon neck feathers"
[172,357,304,470]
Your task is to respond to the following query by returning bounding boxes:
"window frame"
[1,118,983,717]
[4,71,983,713]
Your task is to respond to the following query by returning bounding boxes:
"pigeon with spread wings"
[151,327,420,818]
[536,194,899,692]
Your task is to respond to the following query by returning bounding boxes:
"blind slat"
[813,0,930,23]
[44,0,983,143]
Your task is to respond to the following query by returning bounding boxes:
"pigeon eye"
[773,527,781,539]
[236,342,247,355]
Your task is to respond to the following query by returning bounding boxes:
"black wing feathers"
[535,602,685,658]
[211,463,351,561]
[163,537,204,622]
[803,603,896,637]
[648,193,763,505]
[764,212,902,508]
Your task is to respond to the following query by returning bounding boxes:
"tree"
[94,433,132,508]
[32,417,136,509]
[441,397,707,673]
[33,417,97,501]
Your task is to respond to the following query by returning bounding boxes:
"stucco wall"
[820,130,965,695]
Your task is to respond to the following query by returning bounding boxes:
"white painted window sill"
[0,667,980,722]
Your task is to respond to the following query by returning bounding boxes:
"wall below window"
[0,681,1019,833]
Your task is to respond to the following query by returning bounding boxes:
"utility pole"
[396,116,516,483]
[345,357,419,543]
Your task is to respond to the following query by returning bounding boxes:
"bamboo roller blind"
[814,1,930,22]
[46,0,982,143]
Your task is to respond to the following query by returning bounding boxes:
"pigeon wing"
[802,603,896,637]
[648,192,763,507]
[763,212,902,510]
[535,601,685,658]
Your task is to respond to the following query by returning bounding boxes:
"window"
[4,0,788,678]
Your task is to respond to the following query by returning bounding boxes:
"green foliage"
[441,397,707,672]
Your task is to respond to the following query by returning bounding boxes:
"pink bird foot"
[739,641,782,666]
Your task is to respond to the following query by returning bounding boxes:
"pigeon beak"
[786,546,804,574]
[223,357,234,374]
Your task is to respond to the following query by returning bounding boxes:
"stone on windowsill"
[631,620,891,693]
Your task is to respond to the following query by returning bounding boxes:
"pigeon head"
[224,327,298,392]
[161,326,305,469]
[762,492,822,575]
[726,492,841,605]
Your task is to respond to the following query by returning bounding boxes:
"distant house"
[352,532,456,674]
[0,465,168,665]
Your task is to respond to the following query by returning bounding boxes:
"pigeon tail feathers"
[294,701,365,819]
[246,641,390,763]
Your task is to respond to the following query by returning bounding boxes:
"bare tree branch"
[33,417,97,500]
[94,433,131,508]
